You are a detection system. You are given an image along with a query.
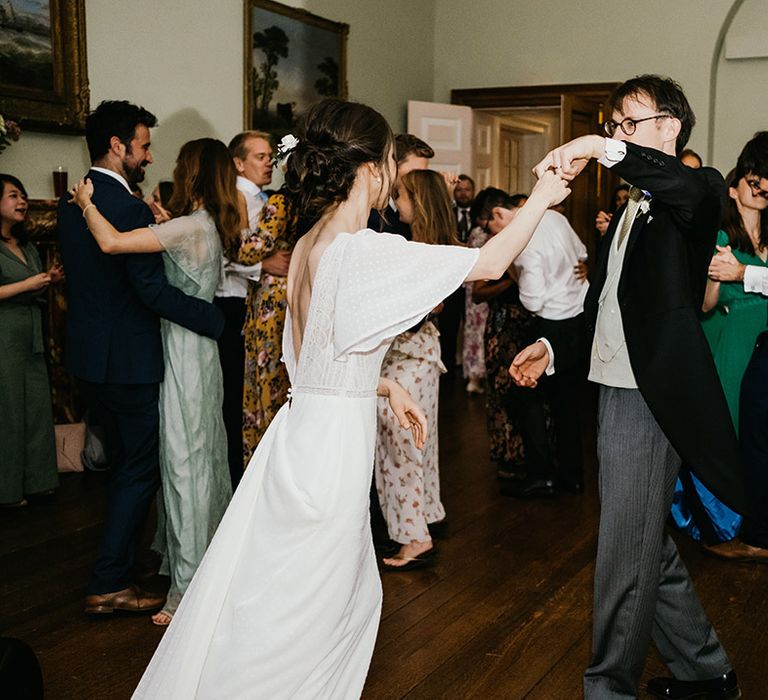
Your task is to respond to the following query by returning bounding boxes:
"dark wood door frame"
[451,82,623,262]
[450,82,620,110]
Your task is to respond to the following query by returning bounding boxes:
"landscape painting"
[245,0,348,132]
[0,0,89,132]
[0,0,54,93]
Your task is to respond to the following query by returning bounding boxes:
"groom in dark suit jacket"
[510,76,746,700]
[57,101,224,615]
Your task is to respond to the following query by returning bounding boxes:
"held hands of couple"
[533,134,606,182]
[708,245,745,282]
[508,340,550,389]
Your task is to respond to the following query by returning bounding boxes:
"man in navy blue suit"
[57,101,224,615]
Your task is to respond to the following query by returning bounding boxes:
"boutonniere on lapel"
[638,198,651,216]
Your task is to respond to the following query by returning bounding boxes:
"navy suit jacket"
[57,169,224,384]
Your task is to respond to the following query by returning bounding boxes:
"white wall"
[433,0,768,174]
[1,0,435,198]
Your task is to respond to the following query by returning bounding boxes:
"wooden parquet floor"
[2,378,766,699]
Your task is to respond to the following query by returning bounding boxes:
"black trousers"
[739,331,768,548]
[215,297,246,491]
[530,314,586,483]
[79,380,161,595]
[438,287,464,377]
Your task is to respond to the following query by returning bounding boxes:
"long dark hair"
[284,99,394,219]
[0,174,29,244]
[721,168,768,255]
[168,138,242,259]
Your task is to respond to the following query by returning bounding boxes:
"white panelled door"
[407,100,474,177]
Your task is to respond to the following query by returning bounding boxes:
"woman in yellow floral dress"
[239,192,303,465]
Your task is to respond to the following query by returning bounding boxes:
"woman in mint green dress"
[672,169,768,542]
[70,139,241,624]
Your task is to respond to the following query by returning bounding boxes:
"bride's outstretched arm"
[377,377,428,450]
[69,178,164,255]
[466,171,570,282]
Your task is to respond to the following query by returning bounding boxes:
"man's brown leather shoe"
[84,585,165,615]
[703,538,768,563]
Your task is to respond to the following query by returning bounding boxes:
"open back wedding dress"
[133,229,478,699]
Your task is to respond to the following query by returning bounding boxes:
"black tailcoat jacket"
[581,142,749,515]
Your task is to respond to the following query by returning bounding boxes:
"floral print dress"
[239,193,301,464]
[484,278,538,466]
[463,226,489,382]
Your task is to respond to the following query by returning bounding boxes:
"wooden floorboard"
[1,378,766,698]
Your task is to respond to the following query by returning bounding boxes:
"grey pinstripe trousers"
[583,386,731,699]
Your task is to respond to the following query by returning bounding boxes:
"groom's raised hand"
[509,340,550,389]
[533,134,607,181]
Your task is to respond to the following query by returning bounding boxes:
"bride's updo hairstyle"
[284,98,394,218]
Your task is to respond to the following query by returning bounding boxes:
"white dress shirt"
[744,265,768,296]
[543,138,636,384]
[513,209,588,320]
[90,166,133,194]
[215,176,264,299]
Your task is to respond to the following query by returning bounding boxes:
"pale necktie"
[458,208,470,240]
[617,186,644,246]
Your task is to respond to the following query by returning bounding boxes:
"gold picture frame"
[244,0,348,133]
[0,0,90,133]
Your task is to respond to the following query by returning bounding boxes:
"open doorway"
[452,83,621,262]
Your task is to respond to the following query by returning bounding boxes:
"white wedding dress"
[133,229,478,699]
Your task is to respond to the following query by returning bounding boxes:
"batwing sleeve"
[334,230,479,357]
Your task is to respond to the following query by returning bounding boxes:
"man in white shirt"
[510,76,744,700]
[493,206,589,495]
[217,131,290,490]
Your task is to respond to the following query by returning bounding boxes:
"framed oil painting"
[244,0,348,133]
[0,0,89,132]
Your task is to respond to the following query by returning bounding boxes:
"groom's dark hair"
[85,100,158,163]
[607,75,695,155]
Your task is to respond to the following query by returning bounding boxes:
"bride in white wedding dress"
[133,99,569,699]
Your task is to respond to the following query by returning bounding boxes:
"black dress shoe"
[500,478,555,499]
[556,478,584,494]
[646,670,740,699]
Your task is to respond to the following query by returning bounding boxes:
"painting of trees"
[245,0,347,131]
[252,25,289,115]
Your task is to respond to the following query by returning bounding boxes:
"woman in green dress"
[672,168,768,542]
[0,174,61,507]
[69,140,240,624]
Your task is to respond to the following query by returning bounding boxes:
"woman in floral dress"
[462,189,493,394]
[375,169,460,569]
[239,192,304,464]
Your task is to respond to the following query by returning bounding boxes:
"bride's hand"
[68,178,94,209]
[378,378,428,450]
[530,170,571,208]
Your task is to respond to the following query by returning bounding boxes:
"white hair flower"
[276,134,299,162]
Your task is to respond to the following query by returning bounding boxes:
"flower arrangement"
[0,114,21,155]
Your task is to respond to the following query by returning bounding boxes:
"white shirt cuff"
[743,265,768,296]
[597,138,627,168]
[226,261,262,282]
[538,337,556,376]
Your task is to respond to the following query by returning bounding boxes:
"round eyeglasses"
[603,115,672,138]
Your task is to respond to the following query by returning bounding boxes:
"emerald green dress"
[0,239,58,503]
[671,229,768,541]
[707,229,768,427]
